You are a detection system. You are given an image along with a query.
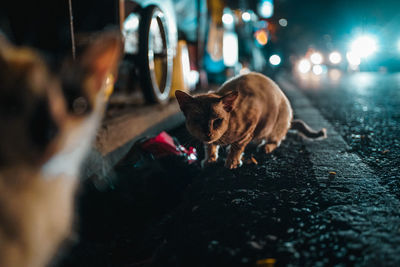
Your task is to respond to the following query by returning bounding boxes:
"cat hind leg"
[256,139,278,153]
[263,102,291,154]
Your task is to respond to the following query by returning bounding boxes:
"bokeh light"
[255,30,268,46]
[310,52,323,64]
[329,51,342,64]
[223,32,238,67]
[350,35,377,58]
[269,54,281,66]
[298,59,311,73]
[346,51,361,66]
[188,70,199,88]
[312,64,323,75]
[222,13,234,25]
[258,0,274,18]
[279,18,288,27]
[242,11,251,22]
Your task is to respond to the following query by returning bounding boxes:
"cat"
[0,31,121,267]
[175,72,327,169]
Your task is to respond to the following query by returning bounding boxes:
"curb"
[81,108,184,181]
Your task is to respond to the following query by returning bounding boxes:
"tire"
[138,5,173,104]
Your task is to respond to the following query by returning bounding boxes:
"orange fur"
[176,72,326,169]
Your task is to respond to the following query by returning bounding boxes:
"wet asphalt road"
[58,71,400,267]
[292,71,400,199]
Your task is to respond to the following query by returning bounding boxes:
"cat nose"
[206,132,212,137]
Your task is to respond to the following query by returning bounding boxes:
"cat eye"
[213,118,223,129]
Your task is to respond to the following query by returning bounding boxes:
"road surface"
[58,71,400,267]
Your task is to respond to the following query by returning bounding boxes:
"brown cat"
[0,31,121,267]
[175,72,326,169]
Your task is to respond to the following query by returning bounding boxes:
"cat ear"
[80,31,123,94]
[221,91,239,112]
[175,90,194,113]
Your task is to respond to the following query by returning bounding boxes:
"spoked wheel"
[139,5,173,104]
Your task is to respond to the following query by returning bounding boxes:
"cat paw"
[224,159,243,169]
[201,158,218,168]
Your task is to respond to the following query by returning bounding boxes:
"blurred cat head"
[0,31,122,168]
[175,90,238,143]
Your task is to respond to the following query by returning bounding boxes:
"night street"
[57,70,400,267]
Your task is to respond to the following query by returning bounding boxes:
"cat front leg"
[225,141,250,169]
[201,143,220,168]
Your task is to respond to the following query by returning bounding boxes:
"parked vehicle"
[0,0,202,104]
[120,1,178,103]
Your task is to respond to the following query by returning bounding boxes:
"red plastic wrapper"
[140,131,197,164]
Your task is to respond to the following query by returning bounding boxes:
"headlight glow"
[298,59,311,73]
[346,51,361,66]
[310,52,323,65]
[350,35,377,58]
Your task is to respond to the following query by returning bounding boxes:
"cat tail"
[290,119,327,139]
